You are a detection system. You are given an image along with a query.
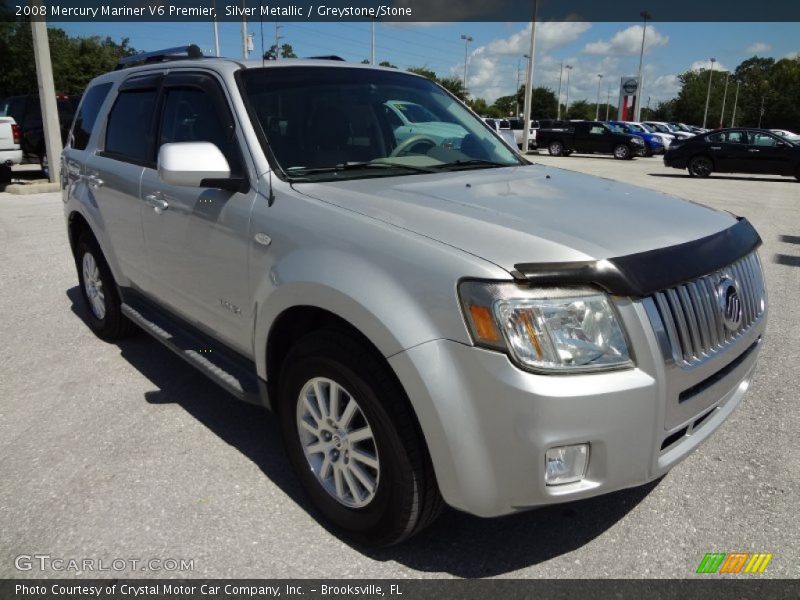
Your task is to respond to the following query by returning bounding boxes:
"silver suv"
[62,49,767,546]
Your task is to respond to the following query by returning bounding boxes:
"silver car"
[62,49,767,546]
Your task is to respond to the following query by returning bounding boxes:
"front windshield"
[607,124,626,133]
[626,123,645,133]
[639,123,656,133]
[239,66,522,181]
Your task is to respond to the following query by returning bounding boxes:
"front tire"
[688,155,713,177]
[279,331,442,546]
[74,233,137,341]
[548,140,564,156]
[613,144,631,160]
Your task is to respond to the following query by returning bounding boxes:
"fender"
[252,245,506,382]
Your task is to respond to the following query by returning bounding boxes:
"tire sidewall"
[689,156,712,177]
[75,236,122,339]
[279,345,416,544]
[549,141,563,156]
[614,144,630,160]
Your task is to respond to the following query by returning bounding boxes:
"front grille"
[649,252,765,366]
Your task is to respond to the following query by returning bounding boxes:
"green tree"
[378,60,397,69]
[564,99,595,120]
[511,86,559,119]
[263,43,297,60]
[406,66,437,81]
[0,22,136,96]
[439,76,467,101]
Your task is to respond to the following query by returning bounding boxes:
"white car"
[482,117,518,150]
[0,116,23,183]
[770,129,800,142]
[508,118,538,149]
[643,121,695,141]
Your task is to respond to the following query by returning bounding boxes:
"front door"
[139,72,256,354]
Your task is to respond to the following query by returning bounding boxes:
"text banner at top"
[3,0,800,22]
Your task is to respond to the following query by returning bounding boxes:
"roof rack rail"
[116,44,204,70]
[305,55,345,61]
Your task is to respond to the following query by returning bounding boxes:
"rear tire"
[278,331,442,546]
[548,140,564,157]
[688,155,713,178]
[73,232,138,341]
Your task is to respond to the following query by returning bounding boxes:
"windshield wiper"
[287,161,436,175]
[432,158,516,171]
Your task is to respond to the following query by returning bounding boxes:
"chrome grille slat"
[647,251,765,367]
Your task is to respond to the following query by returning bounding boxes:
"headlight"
[459,281,632,373]
[631,137,644,145]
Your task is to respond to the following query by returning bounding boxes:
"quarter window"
[71,83,112,150]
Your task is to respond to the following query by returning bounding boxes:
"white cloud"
[690,59,730,72]
[784,51,799,60]
[461,21,592,102]
[582,25,669,56]
[745,42,771,54]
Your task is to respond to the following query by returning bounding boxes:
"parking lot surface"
[1,156,798,578]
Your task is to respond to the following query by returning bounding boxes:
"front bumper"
[389,299,765,517]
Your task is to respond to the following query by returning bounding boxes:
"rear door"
[84,74,162,287]
[705,130,749,172]
[139,71,256,354]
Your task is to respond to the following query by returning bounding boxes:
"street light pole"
[461,34,473,95]
[730,79,740,127]
[702,57,716,129]
[564,64,573,118]
[634,11,651,122]
[274,22,282,59]
[521,0,539,154]
[556,62,564,119]
[30,8,61,184]
[605,83,611,121]
[595,74,603,120]
[241,0,248,59]
[719,72,729,129]
[211,0,220,56]
[371,19,376,64]
[515,58,521,116]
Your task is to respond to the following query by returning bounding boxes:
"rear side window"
[71,83,112,150]
[105,88,158,163]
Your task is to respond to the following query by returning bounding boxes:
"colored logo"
[696,552,773,574]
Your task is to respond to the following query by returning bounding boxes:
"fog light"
[545,444,589,485]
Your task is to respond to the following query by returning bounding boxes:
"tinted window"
[159,87,241,173]
[71,83,112,151]
[751,132,779,147]
[105,89,158,162]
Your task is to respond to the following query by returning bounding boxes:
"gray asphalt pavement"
[1,156,798,578]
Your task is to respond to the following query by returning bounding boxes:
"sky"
[60,20,800,106]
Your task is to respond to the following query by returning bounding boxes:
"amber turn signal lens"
[468,304,501,342]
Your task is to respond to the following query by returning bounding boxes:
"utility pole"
[371,19,376,64]
[556,62,564,119]
[730,80,740,127]
[460,34,473,95]
[702,57,716,128]
[605,83,611,121]
[241,0,248,59]
[30,9,61,184]
[274,22,283,59]
[719,72,729,129]
[521,0,539,154]
[564,64,573,118]
[515,58,521,116]
[634,11,651,122]
[595,74,603,120]
[212,0,220,56]
[758,95,765,128]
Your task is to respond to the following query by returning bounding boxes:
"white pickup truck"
[0,116,22,182]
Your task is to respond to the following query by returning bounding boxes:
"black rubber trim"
[514,217,761,297]
[678,338,759,404]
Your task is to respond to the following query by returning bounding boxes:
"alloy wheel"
[296,377,380,508]
[82,251,106,320]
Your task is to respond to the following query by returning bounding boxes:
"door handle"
[710,146,721,150]
[86,174,104,189]
[748,149,760,152]
[144,193,169,214]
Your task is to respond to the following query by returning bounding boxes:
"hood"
[292,164,736,272]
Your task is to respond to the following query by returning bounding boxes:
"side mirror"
[158,142,232,188]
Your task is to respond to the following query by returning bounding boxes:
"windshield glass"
[239,66,521,181]
[626,123,645,132]
[607,123,626,133]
